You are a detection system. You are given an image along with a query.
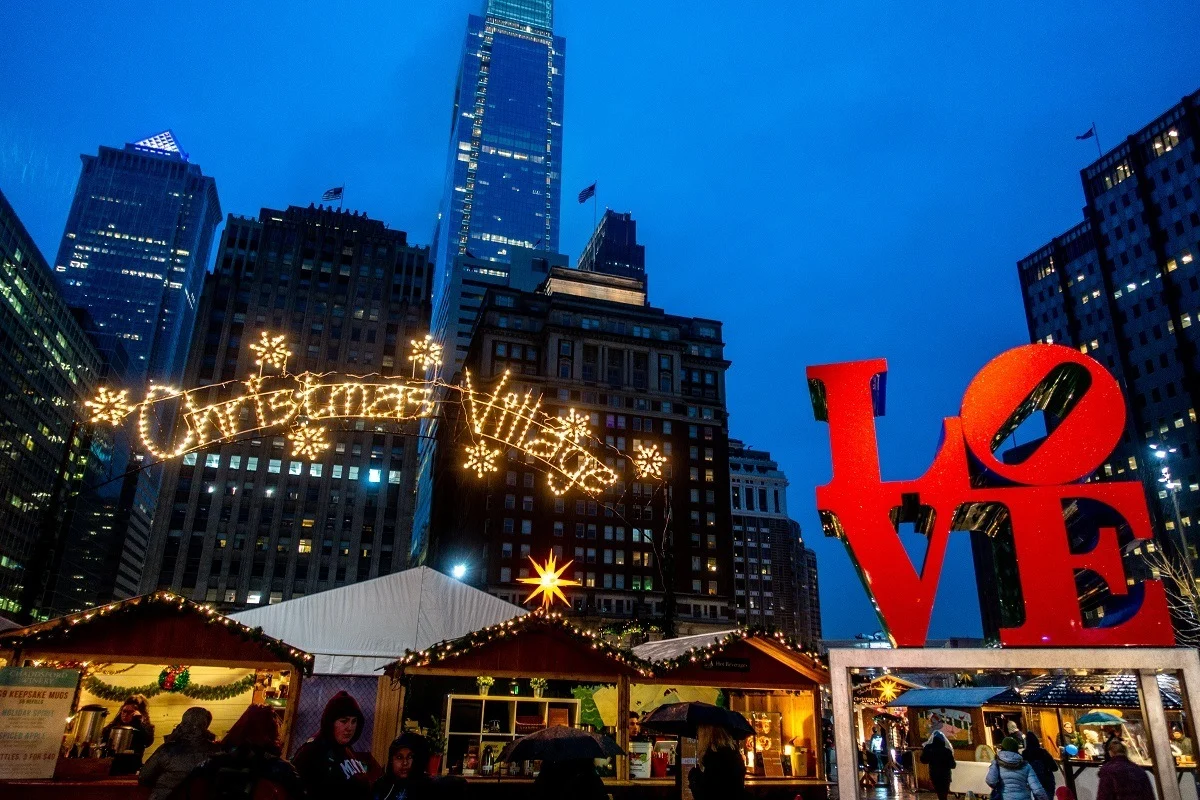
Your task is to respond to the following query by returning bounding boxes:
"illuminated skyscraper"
[431,0,565,308]
[416,0,565,564]
[52,131,221,386]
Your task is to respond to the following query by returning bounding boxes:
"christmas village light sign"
[86,331,664,502]
[808,343,1174,648]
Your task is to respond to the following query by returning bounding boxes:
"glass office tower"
[52,131,221,386]
[431,0,565,305]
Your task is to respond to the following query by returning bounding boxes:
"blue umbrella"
[1075,711,1126,726]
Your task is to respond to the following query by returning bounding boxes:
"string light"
[289,423,331,460]
[390,608,655,677]
[463,441,500,477]
[409,334,443,374]
[633,443,667,479]
[86,387,133,425]
[250,332,291,371]
[0,591,314,673]
[517,553,581,609]
[462,370,619,496]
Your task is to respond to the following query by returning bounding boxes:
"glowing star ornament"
[288,423,330,460]
[555,409,591,442]
[463,440,500,477]
[250,332,292,371]
[633,443,667,479]
[518,553,581,609]
[409,334,443,374]
[86,388,133,426]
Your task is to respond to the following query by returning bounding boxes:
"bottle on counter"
[481,746,494,776]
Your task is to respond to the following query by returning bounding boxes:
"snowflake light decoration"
[554,409,591,442]
[633,443,667,479]
[463,440,500,477]
[86,388,133,426]
[409,334,443,374]
[517,552,581,609]
[288,423,330,459]
[250,332,291,371]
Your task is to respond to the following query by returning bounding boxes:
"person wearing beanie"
[293,690,375,799]
[988,737,1049,800]
[373,733,434,800]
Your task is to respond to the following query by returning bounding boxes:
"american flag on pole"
[322,186,344,201]
[577,182,596,204]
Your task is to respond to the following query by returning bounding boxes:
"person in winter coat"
[1096,741,1154,800]
[1022,732,1059,799]
[292,691,374,799]
[687,724,748,800]
[532,758,609,800]
[137,706,218,800]
[171,704,305,800]
[920,723,957,800]
[988,737,1049,800]
[373,733,434,800]
[102,694,156,774]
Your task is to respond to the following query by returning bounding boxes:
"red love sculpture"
[807,343,1173,647]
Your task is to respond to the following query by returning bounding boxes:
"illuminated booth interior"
[0,592,311,795]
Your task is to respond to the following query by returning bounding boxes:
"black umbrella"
[639,702,754,739]
[499,726,624,763]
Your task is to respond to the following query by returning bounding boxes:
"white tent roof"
[632,629,739,664]
[230,566,526,675]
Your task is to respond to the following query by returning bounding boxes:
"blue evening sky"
[3,1,1199,638]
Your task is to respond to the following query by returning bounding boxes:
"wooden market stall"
[633,629,830,798]
[0,592,312,799]
[854,673,926,752]
[385,610,652,788]
[888,685,1021,795]
[386,613,830,799]
[987,672,1198,800]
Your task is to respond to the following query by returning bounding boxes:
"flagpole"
[592,179,597,230]
[1091,122,1102,159]
[339,184,345,211]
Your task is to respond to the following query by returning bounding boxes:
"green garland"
[84,673,256,702]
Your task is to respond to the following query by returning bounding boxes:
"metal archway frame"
[829,647,1200,800]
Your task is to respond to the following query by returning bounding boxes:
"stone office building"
[141,205,431,609]
[428,266,734,632]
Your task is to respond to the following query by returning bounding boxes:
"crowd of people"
[104,689,759,799]
[102,690,450,800]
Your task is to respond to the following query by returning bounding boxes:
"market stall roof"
[854,674,928,707]
[634,629,828,688]
[988,673,1182,710]
[231,566,525,675]
[632,630,738,663]
[387,609,655,682]
[888,687,1010,708]
[0,592,312,672]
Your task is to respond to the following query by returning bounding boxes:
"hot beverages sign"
[808,343,1174,647]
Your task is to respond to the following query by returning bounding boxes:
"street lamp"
[451,563,468,580]
[1150,443,1186,553]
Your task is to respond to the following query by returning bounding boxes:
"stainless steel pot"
[107,725,137,754]
[73,705,108,749]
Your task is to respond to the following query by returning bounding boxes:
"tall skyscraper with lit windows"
[431,0,565,308]
[416,0,565,565]
[52,131,221,386]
